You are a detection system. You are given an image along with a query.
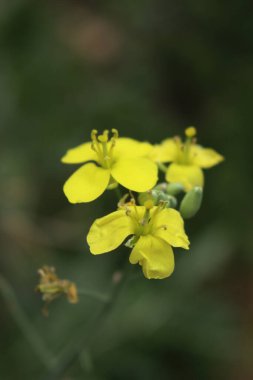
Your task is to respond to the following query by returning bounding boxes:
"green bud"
[166,183,185,196]
[151,189,162,204]
[138,189,177,208]
[153,190,166,202]
[154,183,167,192]
[138,189,166,206]
[156,192,177,208]
[179,187,203,219]
[164,195,177,208]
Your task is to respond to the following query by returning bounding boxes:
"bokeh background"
[1,1,253,379]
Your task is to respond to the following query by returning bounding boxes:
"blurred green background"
[1,0,253,379]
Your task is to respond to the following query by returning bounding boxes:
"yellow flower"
[87,201,189,279]
[62,129,158,203]
[150,127,224,191]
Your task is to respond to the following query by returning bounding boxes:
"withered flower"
[36,266,78,315]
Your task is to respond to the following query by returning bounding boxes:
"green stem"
[78,288,110,303]
[41,264,129,380]
[157,162,168,173]
[0,274,55,370]
[114,186,122,201]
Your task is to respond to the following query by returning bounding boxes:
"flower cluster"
[62,128,223,279]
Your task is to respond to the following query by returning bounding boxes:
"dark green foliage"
[0,0,252,379]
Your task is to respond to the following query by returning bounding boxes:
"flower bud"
[166,183,184,196]
[138,189,177,208]
[164,195,178,208]
[179,187,203,219]
[156,192,177,208]
[154,183,167,192]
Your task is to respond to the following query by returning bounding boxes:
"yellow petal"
[87,210,135,254]
[129,235,175,279]
[63,163,110,203]
[111,158,158,192]
[151,208,190,249]
[114,138,153,159]
[149,138,178,163]
[61,142,97,164]
[166,163,204,191]
[190,145,224,168]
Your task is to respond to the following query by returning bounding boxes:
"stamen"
[117,193,130,209]
[90,129,119,169]
[157,200,167,210]
[140,200,154,226]
[110,138,116,149]
[90,129,104,161]
[112,128,119,139]
[128,190,140,221]
[91,142,96,152]
[91,129,98,141]
[146,203,164,232]
[108,129,118,158]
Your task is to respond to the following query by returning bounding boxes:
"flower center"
[124,199,168,248]
[176,126,197,165]
[91,129,118,169]
[130,201,166,236]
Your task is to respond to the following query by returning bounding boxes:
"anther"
[158,200,166,209]
[111,128,119,139]
[91,142,96,152]
[91,129,98,141]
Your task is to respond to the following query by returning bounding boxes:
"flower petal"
[149,138,178,163]
[190,145,224,168]
[87,210,135,254]
[111,158,158,192]
[114,138,153,159]
[166,163,204,191]
[151,208,190,249]
[129,235,175,279]
[61,142,97,164]
[63,163,110,203]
